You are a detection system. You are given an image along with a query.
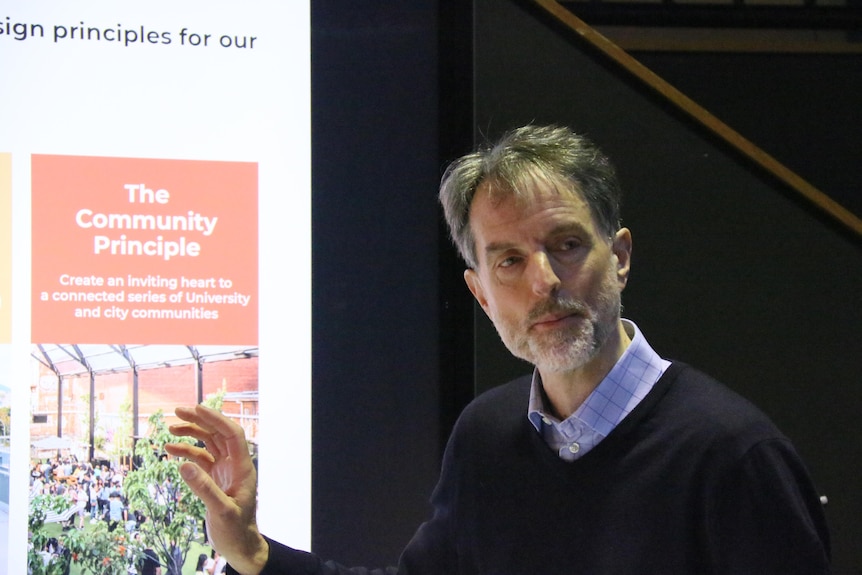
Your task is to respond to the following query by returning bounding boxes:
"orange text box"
[32,155,257,345]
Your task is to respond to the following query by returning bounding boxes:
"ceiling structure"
[558,0,862,51]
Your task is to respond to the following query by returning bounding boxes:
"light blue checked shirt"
[528,319,670,461]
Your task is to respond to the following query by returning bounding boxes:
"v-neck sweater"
[248,362,830,575]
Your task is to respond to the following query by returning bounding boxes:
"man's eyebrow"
[481,222,593,260]
[483,241,517,257]
[547,221,591,238]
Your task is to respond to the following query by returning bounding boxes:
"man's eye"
[557,239,581,251]
[499,256,521,268]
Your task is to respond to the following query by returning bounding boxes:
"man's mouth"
[531,312,582,331]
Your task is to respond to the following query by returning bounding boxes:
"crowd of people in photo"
[29,455,139,532]
[196,550,227,575]
[27,453,227,574]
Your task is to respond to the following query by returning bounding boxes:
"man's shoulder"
[466,374,532,415]
[652,362,787,450]
[449,375,532,439]
[663,363,771,418]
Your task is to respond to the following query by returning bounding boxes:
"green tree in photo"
[112,397,134,462]
[63,522,139,575]
[28,494,74,575]
[203,388,225,411]
[29,409,212,575]
[124,410,205,575]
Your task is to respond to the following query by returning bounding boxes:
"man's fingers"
[168,422,224,459]
[177,461,236,513]
[174,404,209,425]
[168,421,211,442]
[180,405,250,463]
[164,442,216,473]
[172,404,245,460]
[174,404,235,432]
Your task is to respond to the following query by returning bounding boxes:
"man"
[139,547,162,575]
[107,490,126,532]
[166,125,830,574]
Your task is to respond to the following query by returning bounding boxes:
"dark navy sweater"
[247,362,830,574]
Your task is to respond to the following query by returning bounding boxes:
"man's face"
[464,180,631,374]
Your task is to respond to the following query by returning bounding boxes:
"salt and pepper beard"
[490,264,622,374]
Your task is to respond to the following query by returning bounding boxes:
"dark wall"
[311,1,446,566]
[634,51,862,220]
[310,0,860,569]
[473,0,862,570]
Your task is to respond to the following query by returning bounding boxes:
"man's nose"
[528,251,561,297]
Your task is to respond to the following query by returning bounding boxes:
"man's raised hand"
[165,404,269,575]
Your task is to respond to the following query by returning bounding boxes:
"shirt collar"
[528,319,670,436]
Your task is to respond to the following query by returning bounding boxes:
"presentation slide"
[0,153,9,343]
[1,155,9,565]
[1,2,310,574]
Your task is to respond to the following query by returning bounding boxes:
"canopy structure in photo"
[31,344,258,461]
[30,435,80,458]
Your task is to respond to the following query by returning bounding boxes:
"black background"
[311,0,862,570]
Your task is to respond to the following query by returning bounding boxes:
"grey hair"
[438,125,622,269]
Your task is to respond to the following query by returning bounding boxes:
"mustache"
[526,296,589,324]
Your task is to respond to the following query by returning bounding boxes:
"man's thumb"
[178,461,224,509]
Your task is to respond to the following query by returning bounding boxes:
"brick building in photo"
[30,345,258,462]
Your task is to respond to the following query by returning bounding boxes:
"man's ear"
[613,228,633,288]
[464,268,490,313]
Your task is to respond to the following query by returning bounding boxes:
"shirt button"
[541,417,552,425]
[568,442,580,454]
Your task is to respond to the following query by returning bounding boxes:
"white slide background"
[0,2,312,573]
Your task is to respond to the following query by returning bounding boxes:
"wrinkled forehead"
[475,168,583,210]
